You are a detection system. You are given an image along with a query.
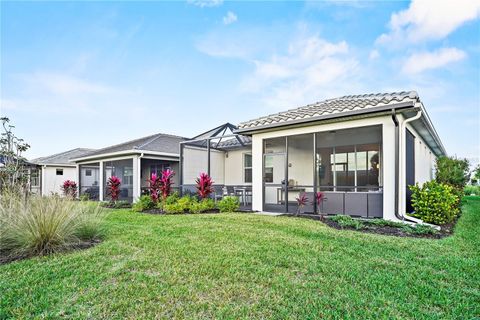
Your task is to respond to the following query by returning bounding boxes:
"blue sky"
[1,0,479,164]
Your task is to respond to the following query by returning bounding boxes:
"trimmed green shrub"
[330,215,364,230]
[164,202,185,214]
[165,192,180,205]
[132,195,155,212]
[409,181,459,225]
[190,198,215,214]
[79,194,90,201]
[217,196,240,213]
[410,224,438,235]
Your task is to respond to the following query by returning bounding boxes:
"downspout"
[138,153,144,200]
[391,109,401,220]
[392,108,422,222]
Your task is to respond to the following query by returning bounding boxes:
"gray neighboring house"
[30,148,94,196]
[70,133,188,202]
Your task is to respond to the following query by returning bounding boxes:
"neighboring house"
[31,148,94,196]
[180,91,446,222]
[70,133,187,202]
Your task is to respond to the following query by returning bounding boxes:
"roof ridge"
[31,147,94,162]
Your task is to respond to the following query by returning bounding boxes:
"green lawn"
[1,197,480,319]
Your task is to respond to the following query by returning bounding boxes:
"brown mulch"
[283,213,454,239]
[0,239,101,265]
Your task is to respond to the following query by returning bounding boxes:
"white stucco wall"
[250,115,397,220]
[224,148,252,186]
[41,166,77,196]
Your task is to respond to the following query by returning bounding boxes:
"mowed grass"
[1,197,480,319]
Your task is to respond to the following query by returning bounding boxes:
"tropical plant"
[409,180,459,225]
[217,196,240,213]
[147,173,162,203]
[132,195,155,212]
[159,169,175,200]
[314,191,325,217]
[0,117,31,192]
[195,173,213,199]
[330,215,364,230]
[107,176,121,202]
[295,193,308,216]
[61,180,77,199]
[0,191,105,258]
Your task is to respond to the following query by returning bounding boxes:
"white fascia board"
[33,163,76,168]
[70,149,179,163]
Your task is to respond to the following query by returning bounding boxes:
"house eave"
[70,149,180,163]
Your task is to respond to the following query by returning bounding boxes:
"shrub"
[195,173,213,199]
[132,195,155,212]
[163,202,185,214]
[330,215,364,230]
[61,180,77,198]
[410,224,438,235]
[409,181,459,225]
[79,194,90,201]
[190,198,215,214]
[217,196,240,213]
[165,192,180,205]
[0,192,105,258]
[107,176,121,202]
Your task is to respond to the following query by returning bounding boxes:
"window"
[244,153,252,183]
[123,168,133,185]
[31,169,40,187]
[56,169,63,176]
[85,169,92,176]
[264,154,274,183]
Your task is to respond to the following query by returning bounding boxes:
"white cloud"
[17,72,113,96]
[223,11,237,25]
[377,0,480,44]
[402,47,467,74]
[187,0,223,8]
[369,49,379,60]
[241,35,358,108]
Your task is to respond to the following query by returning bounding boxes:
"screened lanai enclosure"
[180,123,253,210]
[263,125,383,217]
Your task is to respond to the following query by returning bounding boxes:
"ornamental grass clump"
[0,191,105,259]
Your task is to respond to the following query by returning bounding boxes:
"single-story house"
[30,148,94,196]
[179,91,446,222]
[69,133,187,202]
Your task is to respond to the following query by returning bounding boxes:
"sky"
[1,0,479,164]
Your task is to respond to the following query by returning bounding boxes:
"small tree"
[147,173,161,203]
[159,169,175,200]
[0,117,31,192]
[107,176,121,202]
[435,156,470,189]
[61,180,77,199]
[195,173,213,199]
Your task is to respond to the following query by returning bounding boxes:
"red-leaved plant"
[295,193,308,216]
[159,169,175,200]
[195,172,213,199]
[61,180,77,198]
[107,176,121,202]
[148,173,162,203]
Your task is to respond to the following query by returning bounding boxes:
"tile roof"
[238,91,419,130]
[77,133,188,159]
[31,148,95,166]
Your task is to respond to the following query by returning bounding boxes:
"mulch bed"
[0,239,101,265]
[283,213,454,239]
[141,209,254,215]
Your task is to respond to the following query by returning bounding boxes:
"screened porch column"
[133,156,141,202]
[251,134,263,212]
[99,160,104,201]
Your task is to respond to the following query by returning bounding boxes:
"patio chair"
[213,185,224,203]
